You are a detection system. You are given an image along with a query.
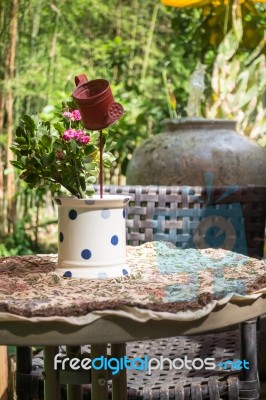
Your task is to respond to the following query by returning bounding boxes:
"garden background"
[0,0,265,255]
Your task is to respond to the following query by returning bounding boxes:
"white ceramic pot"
[54,195,130,279]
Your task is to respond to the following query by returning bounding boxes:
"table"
[0,242,266,400]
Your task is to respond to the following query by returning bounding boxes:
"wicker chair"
[16,185,266,400]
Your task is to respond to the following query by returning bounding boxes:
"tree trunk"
[0,93,5,133]
[24,0,42,115]
[0,346,8,400]
[0,1,6,131]
[46,7,59,104]
[141,3,160,84]
[0,2,9,235]
[113,0,122,82]
[6,0,18,234]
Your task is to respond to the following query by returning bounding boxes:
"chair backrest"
[95,185,266,259]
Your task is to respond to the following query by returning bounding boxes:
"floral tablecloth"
[0,241,265,318]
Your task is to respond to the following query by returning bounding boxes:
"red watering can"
[72,74,124,130]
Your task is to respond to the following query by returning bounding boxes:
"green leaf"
[85,185,95,196]
[53,122,64,134]
[41,155,49,166]
[41,135,52,148]
[237,85,258,109]
[80,175,86,191]
[87,176,97,183]
[33,156,41,165]
[48,152,55,163]
[21,156,27,165]
[15,137,27,145]
[53,141,64,151]
[84,144,96,156]
[103,152,116,167]
[70,140,77,154]
[90,131,100,142]
[10,161,24,170]
[23,115,36,135]
[22,172,39,186]
[16,126,25,138]
[30,137,38,146]
[9,146,20,155]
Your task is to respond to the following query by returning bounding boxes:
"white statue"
[186,61,207,118]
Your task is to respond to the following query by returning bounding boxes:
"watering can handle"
[75,74,88,87]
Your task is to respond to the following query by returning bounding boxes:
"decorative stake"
[73,74,124,198]
[100,130,103,198]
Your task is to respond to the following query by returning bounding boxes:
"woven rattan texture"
[44,331,248,399]
[126,332,239,387]
[126,331,243,399]
[95,185,266,258]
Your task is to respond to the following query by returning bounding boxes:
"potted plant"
[11,77,130,279]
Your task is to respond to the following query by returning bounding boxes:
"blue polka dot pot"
[54,195,131,279]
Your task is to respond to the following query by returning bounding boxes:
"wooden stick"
[44,346,61,400]
[91,344,108,400]
[100,129,103,198]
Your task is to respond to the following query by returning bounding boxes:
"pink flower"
[73,129,85,140]
[62,128,76,141]
[62,109,81,121]
[78,135,90,144]
[63,111,72,118]
[62,129,90,144]
[72,110,81,121]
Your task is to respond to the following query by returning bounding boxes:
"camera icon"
[154,177,249,302]
[187,203,247,256]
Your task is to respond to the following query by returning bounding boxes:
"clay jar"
[126,118,266,186]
